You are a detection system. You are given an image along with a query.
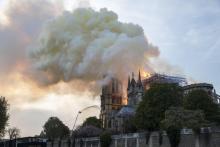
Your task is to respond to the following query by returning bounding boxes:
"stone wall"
[47,129,220,147]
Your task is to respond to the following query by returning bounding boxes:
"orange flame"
[122,97,128,105]
[141,71,151,78]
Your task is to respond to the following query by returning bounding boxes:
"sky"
[0,0,220,137]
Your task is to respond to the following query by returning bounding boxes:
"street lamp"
[71,111,81,132]
[70,105,100,147]
[71,105,100,134]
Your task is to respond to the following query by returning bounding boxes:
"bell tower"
[100,77,123,129]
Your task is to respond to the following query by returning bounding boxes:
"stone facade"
[100,77,124,130]
[100,71,145,132]
[127,71,144,108]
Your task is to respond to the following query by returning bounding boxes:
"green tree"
[162,107,207,147]
[0,96,9,138]
[74,125,103,138]
[82,116,101,128]
[183,89,220,124]
[42,117,70,139]
[100,131,112,147]
[122,117,137,133]
[135,83,183,131]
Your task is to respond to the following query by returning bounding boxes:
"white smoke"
[29,8,159,92]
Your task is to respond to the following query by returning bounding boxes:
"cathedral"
[100,71,220,132]
[127,72,144,107]
[100,71,145,132]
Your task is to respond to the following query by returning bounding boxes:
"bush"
[100,131,112,147]
[74,125,103,138]
[82,117,101,128]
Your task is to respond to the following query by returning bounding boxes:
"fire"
[122,97,128,105]
[142,71,151,78]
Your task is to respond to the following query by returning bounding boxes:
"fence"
[47,129,220,147]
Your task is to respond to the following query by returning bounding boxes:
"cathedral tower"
[127,71,144,107]
[100,77,123,129]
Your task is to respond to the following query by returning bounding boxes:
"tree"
[82,117,101,128]
[161,107,207,147]
[7,127,20,140]
[0,96,9,138]
[42,117,70,139]
[73,117,102,138]
[100,131,112,147]
[122,117,137,133]
[73,125,103,138]
[183,89,220,124]
[135,83,183,131]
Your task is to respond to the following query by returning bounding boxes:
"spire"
[138,70,141,82]
[130,72,136,87]
[127,76,131,90]
[137,70,143,88]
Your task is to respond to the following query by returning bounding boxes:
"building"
[142,73,187,90]
[100,71,220,132]
[127,71,144,107]
[100,76,124,129]
[183,83,220,104]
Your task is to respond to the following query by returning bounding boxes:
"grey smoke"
[29,8,159,90]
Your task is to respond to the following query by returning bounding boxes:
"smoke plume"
[0,0,62,74]
[29,8,159,93]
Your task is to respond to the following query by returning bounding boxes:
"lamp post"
[70,105,100,147]
[71,105,100,135]
[71,111,82,132]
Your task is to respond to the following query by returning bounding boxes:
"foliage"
[162,107,207,131]
[183,89,220,124]
[7,127,20,139]
[122,117,137,133]
[162,107,207,147]
[82,116,101,128]
[100,131,112,147]
[73,125,103,138]
[133,84,220,146]
[0,96,9,138]
[161,107,181,147]
[42,117,70,139]
[135,83,183,131]
[183,110,208,134]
